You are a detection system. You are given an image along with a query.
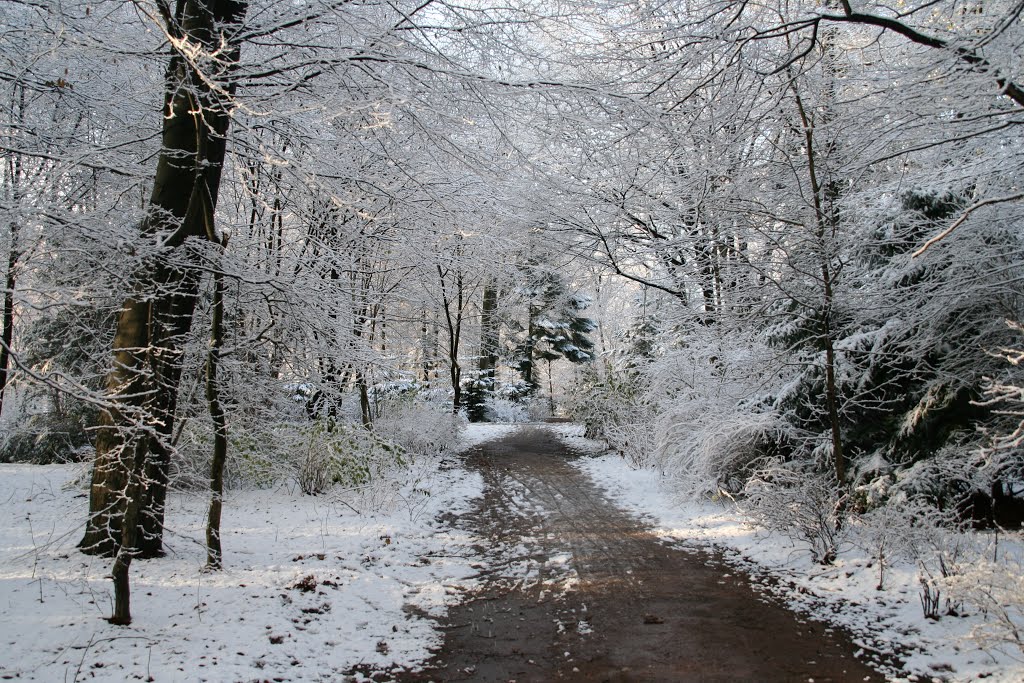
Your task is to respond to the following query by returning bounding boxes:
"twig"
[71,634,153,683]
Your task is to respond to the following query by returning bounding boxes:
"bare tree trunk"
[80,0,247,563]
[205,236,229,571]
[479,282,498,382]
[438,266,465,414]
[547,359,555,416]
[108,437,148,625]
[0,221,19,417]
[0,84,25,418]
[522,309,536,391]
[471,280,498,420]
[793,83,846,486]
[357,371,372,428]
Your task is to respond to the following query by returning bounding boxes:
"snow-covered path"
[402,426,879,682]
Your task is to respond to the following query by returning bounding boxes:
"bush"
[462,375,492,423]
[743,461,847,565]
[483,396,531,423]
[173,417,410,495]
[603,420,658,469]
[849,487,950,590]
[373,402,464,457]
[172,419,298,490]
[0,406,98,464]
[566,370,644,441]
[658,409,788,496]
[917,525,975,620]
[296,421,406,495]
[943,546,1024,654]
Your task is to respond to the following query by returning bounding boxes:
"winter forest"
[2,0,1024,680]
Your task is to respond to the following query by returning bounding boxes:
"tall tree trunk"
[438,266,465,414]
[205,236,229,571]
[522,307,536,391]
[80,0,247,560]
[467,281,498,423]
[479,282,498,383]
[356,372,372,428]
[477,280,498,414]
[547,358,555,416]
[108,437,148,625]
[692,229,717,323]
[0,84,25,418]
[793,84,846,486]
[0,217,19,418]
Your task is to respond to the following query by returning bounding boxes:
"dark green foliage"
[21,302,114,387]
[463,373,493,423]
[762,188,1021,489]
[514,255,596,391]
[0,403,99,463]
[861,191,967,266]
[3,300,111,463]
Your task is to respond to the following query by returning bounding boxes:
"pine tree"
[515,257,596,396]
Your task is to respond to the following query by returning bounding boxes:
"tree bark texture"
[522,309,536,391]
[80,0,247,561]
[438,265,465,414]
[0,214,19,418]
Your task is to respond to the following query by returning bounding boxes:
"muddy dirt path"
[404,427,881,682]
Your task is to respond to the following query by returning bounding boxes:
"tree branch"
[821,10,1024,108]
[913,193,1024,257]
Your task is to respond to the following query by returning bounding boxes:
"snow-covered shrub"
[462,373,492,423]
[173,418,301,489]
[526,396,553,420]
[297,443,332,495]
[567,365,634,437]
[917,528,974,620]
[566,367,655,465]
[890,439,985,518]
[0,405,98,464]
[642,333,778,483]
[373,402,464,457]
[227,424,294,489]
[850,485,950,590]
[484,396,531,423]
[657,409,788,497]
[604,420,657,469]
[943,542,1024,654]
[296,421,406,496]
[173,417,409,495]
[743,461,847,565]
[573,385,651,464]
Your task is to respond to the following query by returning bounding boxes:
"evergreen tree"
[515,256,596,395]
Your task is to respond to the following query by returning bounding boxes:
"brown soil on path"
[401,427,882,683]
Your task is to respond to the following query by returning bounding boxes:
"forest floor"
[2,424,1021,682]
[0,440,489,682]
[397,427,880,683]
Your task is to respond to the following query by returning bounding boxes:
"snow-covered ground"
[460,422,522,449]
[7,422,1021,682]
[0,445,489,681]
[555,425,1024,683]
